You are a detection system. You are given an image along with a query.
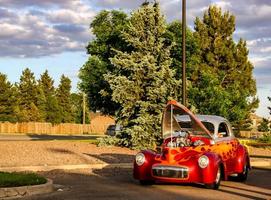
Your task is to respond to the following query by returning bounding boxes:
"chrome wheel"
[215,167,221,184]
[205,166,222,190]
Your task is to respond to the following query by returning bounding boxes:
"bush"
[258,132,271,143]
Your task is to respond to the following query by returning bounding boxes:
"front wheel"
[205,166,221,190]
[237,162,248,182]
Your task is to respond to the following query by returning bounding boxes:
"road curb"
[0,163,133,172]
[251,161,271,167]
[0,179,53,199]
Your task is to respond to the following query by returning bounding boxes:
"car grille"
[152,165,188,179]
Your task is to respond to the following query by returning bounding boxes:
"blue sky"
[0,0,270,117]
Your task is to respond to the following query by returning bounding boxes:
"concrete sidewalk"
[0,163,133,172]
[0,161,269,173]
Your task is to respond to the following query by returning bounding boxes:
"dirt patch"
[0,141,136,168]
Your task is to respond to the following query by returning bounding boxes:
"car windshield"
[162,101,212,139]
[178,121,215,135]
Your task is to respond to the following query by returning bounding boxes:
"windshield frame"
[162,100,213,139]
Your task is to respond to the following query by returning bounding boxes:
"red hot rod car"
[133,100,250,189]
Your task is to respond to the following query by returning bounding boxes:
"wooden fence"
[239,131,267,138]
[0,116,115,135]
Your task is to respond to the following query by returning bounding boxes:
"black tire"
[139,180,154,185]
[237,162,248,182]
[205,166,222,190]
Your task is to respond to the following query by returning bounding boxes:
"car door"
[217,122,236,173]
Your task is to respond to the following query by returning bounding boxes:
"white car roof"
[176,114,232,136]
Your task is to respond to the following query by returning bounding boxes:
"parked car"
[106,124,122,136]
[133,100,250,189]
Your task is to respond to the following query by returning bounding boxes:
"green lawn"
[0,172,47,187]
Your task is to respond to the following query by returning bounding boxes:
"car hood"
[161,100,213,139]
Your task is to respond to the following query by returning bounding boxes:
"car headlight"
[135,152,145,166]
[198,155,209,168]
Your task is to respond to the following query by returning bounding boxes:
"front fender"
[201,152,223,184]
[133,150,157,181]
[235,144,250,173]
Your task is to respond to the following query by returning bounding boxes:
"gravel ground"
[0,141,270,168]
[0,141,137,167]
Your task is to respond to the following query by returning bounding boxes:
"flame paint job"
[133,101,250,185]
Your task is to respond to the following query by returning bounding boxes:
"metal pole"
[182,0,186,106]
[83,93,86,125]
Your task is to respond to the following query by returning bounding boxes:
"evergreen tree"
[38,70,62,124]
[190,6,258,127]
[258,118,270,132]
[79,11,198,116]
[104,3,179,149]
[17,68,45,122]
[56,75,74,123]
[79,10,130,115]
[0,73,19,122]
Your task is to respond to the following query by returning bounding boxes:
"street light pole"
[182,0,187,106]
[83,92,86,125]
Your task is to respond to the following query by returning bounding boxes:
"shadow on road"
[83,153,135,164]
[18,152,271,200]
[26,134,102,141]
[221,184,271,196]
[27,167,271,200]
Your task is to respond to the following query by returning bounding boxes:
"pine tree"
[258,118,270,132]
[17,68,45,122]
[104,3,179,149]
[38,70,62,124]
[190,6,258,127]
[56,75,74,123]
[79,11,198,116]
[0,73,19,122]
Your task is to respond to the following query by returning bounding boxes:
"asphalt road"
[21,168,271,200]
[0,134,102,141]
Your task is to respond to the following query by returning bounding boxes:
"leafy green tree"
[56,75,74,123]
[103,3,179,149]
[166,21,199,85]
[79,10,130,115]
[0,73,19,122]
[71,93,90,124]
[17,68,45,122]
[258,118,270,132]
[79,9,200,116]
[190,6,258,127]
[38,70,62,124]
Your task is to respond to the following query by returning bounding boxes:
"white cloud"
[0,1,95,57]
